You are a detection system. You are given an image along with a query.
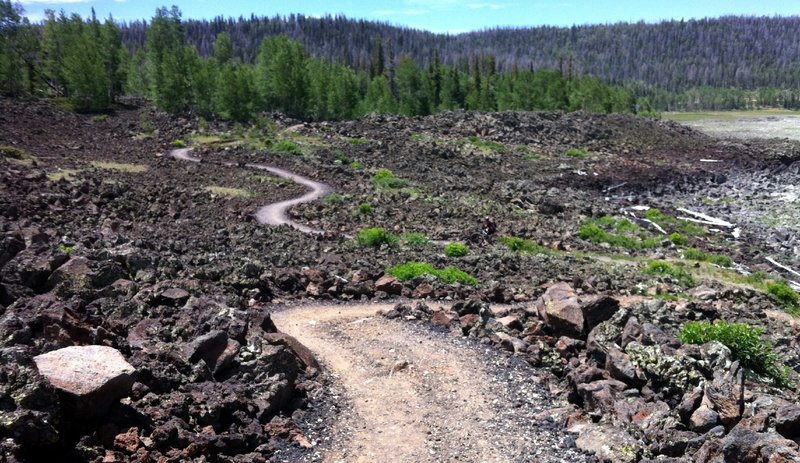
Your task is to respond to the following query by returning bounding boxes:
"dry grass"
[91,161,149,173]
[47,168,81,182]
[1,145,38,166]
[204,185,255,198]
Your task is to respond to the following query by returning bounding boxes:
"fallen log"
[676,208,734,228]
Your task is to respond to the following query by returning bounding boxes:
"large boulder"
[33,345,136,417]
[537,282,584,338]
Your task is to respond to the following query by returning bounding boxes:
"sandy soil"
[271,303,592,463]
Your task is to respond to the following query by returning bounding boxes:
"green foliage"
[356,227,398,247]
[466,135,506,152]
[0,145,29,160]
[349,137,368,144]
[171,139,186,148]
[323,193,344,204]
[358,202,373,214]
[401,232,430,247]
[646,260,695,287]
[680,321,791,387]
[501,236,548,254]
[579,218,662,250]
[682,247,733,267]
[444,242,469,257]
[256,35,308,118]
[669,232,689,246]
[273,140,301,155]
[678,221,706,236]
[58,243,75,254]
[564,147,589,158]
[372,168,409,189]
[388,261,478,286]
[767,282,800,314]
[350,161,364,170]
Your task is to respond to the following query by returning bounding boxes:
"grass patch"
[358,202,373,214]
[204,186,254,198]
[324,193,345,204]
[388,261,478,286]
[348,137,368,144]
[90,161,148,173]
[356,227,398,247]
[47,168,81,182]
[680,320,792,387]
[669,232,689,246]
[678,221,706,236]
[190,134,225,145]
[273,140,302,155]
[466,135,506,153]
[501,236,549,254]
[767,281,800,315]
[373,169,409,190]
[579,217,662,250]
[249,174,293,185]
[564,147,589,158]
[172,139,186,148]
[350,161,365,170]
[444,242,469,257]
[682,247,733,267]
[1,145,37,166]
[401,232,430,247]
[646,260,695,287]
[646,208,677,228]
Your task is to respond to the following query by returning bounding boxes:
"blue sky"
[16,0,800,33]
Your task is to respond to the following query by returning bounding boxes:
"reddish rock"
[264,332,320,372]
[496,314,523,331]
[114,427,141,453]
[305,282,324,297]
[580,295,620,331]
[431,309,458,328]
[775,405,800,439]
[159,287,190,305]
[375,274,403,295]
[538,282,584,338]
[460,313,480,331]
[554,336,585,359]
[605,347,638,385]
[351,269,370,283]
[412,282,434,299]
[690,405,720,433]
[34,345,136,417]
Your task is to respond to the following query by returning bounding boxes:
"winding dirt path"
[170,148,332,234]
[271,303,591,463]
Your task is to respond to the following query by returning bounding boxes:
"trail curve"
[170,148,332,234]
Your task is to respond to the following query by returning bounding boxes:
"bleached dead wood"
[676,208,734,228]
[766,257,800,279]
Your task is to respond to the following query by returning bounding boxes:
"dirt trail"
[170,148,332,234]
[271,303,590,463]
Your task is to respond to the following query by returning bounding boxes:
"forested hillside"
[122,13,800,110]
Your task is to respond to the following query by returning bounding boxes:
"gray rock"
[572,422,644,463]
[34,345,136,417]
[538,282,585,338]
[581,294,620,332]
[374,274,402,295]
[775,404,800,439]
[690,405,720,433]
[606,347,639,385]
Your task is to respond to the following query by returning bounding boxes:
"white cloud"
[466,3,506,10]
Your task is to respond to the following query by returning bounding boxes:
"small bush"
[356,227,398,247]
[646,208,676,227]
[274,140,302,155]
[564,147,589,157]
[358,202,373,214]
[767,281,800,314]
[350,161,365,170]
[502,236,548,254]
[388,261,477,286]
[669,232,688,246]
[91,114,108,123]
[444,242,469,257]
[401,232,430,247]
[467,135,506,152]
[349,137,368,144]
[0,145,29,160]
[678,221,706,236]
[646,260,695,287]
[680,320,791,387]
[171,139,186,148]
[682,247,733,268]
[324,193,344,204]
[580,222,660,250]
[373,168,409,189]
[58,243,76,254]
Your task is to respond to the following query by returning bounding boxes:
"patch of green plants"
[172,139,186,148]
[249,174,293,185]
[47,168,81,182]
[646,260,695,287]
[645,208,678,227]
[501,236,549,254]
[58,243,76,254]
[350,161,365,170]
[0,145,37,165]
[678,220,706,236]
[669,232,689,246]
[564,147,589,158]
[387,261,478,286]
[680,320,792,387]
[91,114,108,123]
[139,112,154,133]
[90,161,149,173]
[767,281,800,315]
[579,217,662,250]
[444,242,469,257]
[204,185,254,198]
[356,227,398,247]
[682,247,733,268]
[324,193,345,204]
[467,135,506,153]
[372,168,409,189]
[358,202,373,214]
[273,140,302,155]
[348,137,368,144]
[401,232,430,247]
[334,151,349,164]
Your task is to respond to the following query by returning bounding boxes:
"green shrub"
[171,139,186,148]
[388,261,477,286]
[358,202,373,214]
[614,218,641,233]
[767,281,800,314]
[564,147,589,157]
[579,222,661,250]
[444,242,469,257]
[58,243,76,255]
[356,227,398,247]
[324,193,344,204]
[682,247,733,268]
[0,145,29,160]
[372,169,409,189]
[350,161,365,170]
[646,260,695,287]
[349,137,368,144]
[678,221,706,236]
[646,208,676,227]
[680,320,791,387]
[91,114,108,123]
[274,140,302,155]
[669,232,688,246]
[501,236,548,254]
[401,232,430,247]
[467,135,506,152]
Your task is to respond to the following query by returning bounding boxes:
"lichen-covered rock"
[625,342,705,401]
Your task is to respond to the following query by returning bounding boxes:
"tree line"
[1,3,643,121]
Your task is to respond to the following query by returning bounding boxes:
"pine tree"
[147,6,190,113]
[256,35,308,117]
